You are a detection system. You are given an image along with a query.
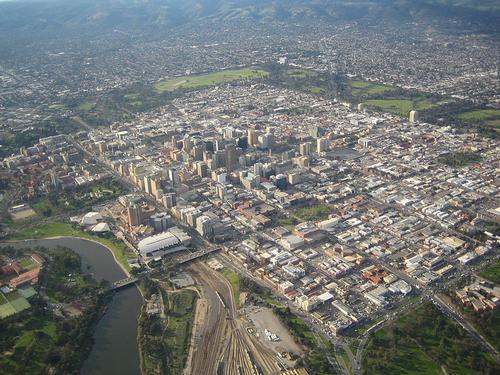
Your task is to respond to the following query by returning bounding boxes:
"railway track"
[189,263,282,375]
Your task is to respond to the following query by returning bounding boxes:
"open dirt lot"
[245,305,303,356]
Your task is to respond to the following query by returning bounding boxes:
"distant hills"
[0,0,498,42]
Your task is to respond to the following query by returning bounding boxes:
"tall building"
[162,193,177,209]
[309,125,325,138]
[247,128,258,147]
[299,142,312,156]
[409,110,419,123]
[150,212,171,233]
[127,204,142,227]
[254,162,263,176]
[225,144,238,172]
[317,137,329,153]
[183,136,192,153]
[196,161,208,177]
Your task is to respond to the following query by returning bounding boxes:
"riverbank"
[3,237,144,375]
[7,222,133,273]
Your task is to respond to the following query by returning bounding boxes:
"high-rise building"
[127,204,142,227]
[247,128,258,147]
[225,144,238,172]
[183,136,192,153]
[299,142,312,156]
[162,193,177,209]
[150,212,171,233]
[409,110,419,123]
[196,161,208,177]
[317,137,329,153]
[309,125,325,138]
[254,162,263,176]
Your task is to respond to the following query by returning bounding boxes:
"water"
[4,237,142,375]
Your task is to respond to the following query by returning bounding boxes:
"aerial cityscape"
[0,1,499,375]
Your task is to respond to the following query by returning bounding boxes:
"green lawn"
[77,101,96,111]
[438,151,482,168]
[19,257,38,271]
[365,99,437,117]
[458,109,499,122]
[479,260,500,284]
[154,68,269,93]
[9,222,132,272]
[293,204,331,221]
[362,303,499,375]
[350,80,396,96]
[222,268,241,306]
[163,290,197,374]
[287,69,319,78]
[0,292,16,318]
[48,103,66,110]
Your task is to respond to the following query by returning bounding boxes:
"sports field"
[154,68,268,93]
[0,291,31,318]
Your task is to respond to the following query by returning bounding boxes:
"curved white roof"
[138,231,180,255]
[81,212,102,225]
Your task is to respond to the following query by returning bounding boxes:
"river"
[5,237,143,375]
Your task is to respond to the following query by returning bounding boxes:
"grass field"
[438,151,482,168]
[350,80,396,96]
[222,268,241,306]
[293,204,331,221]
[48,103,66,110]
[164,290,197,374]
[479,260,500,284]
[154,68,268,93]
[458,109,499,122]
[77,101,96,111]
[0,291,30,318]
[9,222,132,272]
[287,69,319,79]
[362,302,499,375]
[365,98,437,116]
[0,292,16,318]
[19,257,38,271]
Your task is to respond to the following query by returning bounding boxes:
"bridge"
[112,276,139,290]
[176,247,221,265]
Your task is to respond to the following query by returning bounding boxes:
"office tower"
[127,204,142,227]
[317,137,329,153]
[409,110,419,123]
[225,144,238,172]
[299,142,312,156]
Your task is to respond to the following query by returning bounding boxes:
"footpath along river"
[7,237,142,375]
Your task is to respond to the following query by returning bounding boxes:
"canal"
[7,237,143,375]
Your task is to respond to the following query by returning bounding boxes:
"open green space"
[365,98,438,116]
[140,287,197,375]
[0,245,111,374]
[438,151,482,168]
[19,257,37,271]
[32,178,128,218]
[77,101,96,111]
[221,268,241,306]
[0,293,16,318]
[362,302,499,375]
[154,68,268,93]
[8,222,132,272]
[293,204,331,221]
[48,103,66,110]
[6,291,31,313]
[350,80,396,96]
[479,260,500,284]
[287,69,319,79]
[458,109,499,121]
